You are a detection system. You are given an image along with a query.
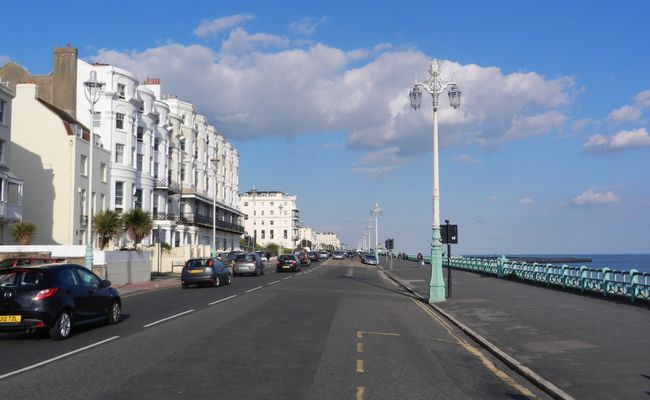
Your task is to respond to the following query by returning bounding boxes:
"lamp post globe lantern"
[408,59,461,304]
[83,70,104,270]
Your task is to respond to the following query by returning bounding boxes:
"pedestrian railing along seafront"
[404,255,650,303]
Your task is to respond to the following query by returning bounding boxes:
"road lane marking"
[267,280,280,286]
[0,336,120,381]
[246,286,263,293]
[208,295,237,305]
[143,309,194,328]
[356,359,364,373]
[357,342,364,353]
[412,299,537,398]
[356,386,365,400]
[283,276,294,280]
[356,331,401,339]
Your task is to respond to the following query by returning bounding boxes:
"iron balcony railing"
[153,179,180,193]
[404,255,650,303]
[152,212,244,234]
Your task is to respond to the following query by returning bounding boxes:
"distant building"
[313,232,341,251]
[0,77,23,243]
[239,188,299,250]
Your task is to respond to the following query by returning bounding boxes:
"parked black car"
[308,251,319,262]
[276,254,301,272]
[181,258,232,288]
[0,263,121,340]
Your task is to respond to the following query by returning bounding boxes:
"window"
[153,162,159,179]
[117,83,126,99]
[132,147,136,167]
[270,220,274,225]
[154,138,159,151]
[100,163,107,182]
[116,113,125,130]
[284,230,288,239]
[80,155,88,176]
[270,230,274,239]
[180,164,186,181]
[0,140,5,164]
[270,210,274,216]
[76,268,100,287]
[244,202,248,206]
[261,230,265,239]
[115,144,124,163]
[137,127,144,141]
[93,111,101,128]
[100,194,106,212]
[115,181,124,207]
[134,188,143,209]
[137,154,143,171]
[0,99,6,124]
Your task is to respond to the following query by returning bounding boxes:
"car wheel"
[108,301,121,325]
[255,268,261,277]
[226,274,232,285]
[214,276,221,287]
[49,310,72,340]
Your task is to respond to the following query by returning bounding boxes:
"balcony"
[154,178,180,193]
[0,201,22,222]
[152,212,245,234]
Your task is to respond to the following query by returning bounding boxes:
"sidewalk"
[379,257,650,400]
[115,273,180,296]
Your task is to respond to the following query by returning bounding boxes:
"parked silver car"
[233,253,265,276]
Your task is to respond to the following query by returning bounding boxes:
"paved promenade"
[379,257,649,400]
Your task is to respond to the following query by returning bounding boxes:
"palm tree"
[122,209,153,249]
[93,210,122,250]
[10,221,37,245]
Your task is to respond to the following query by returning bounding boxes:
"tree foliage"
[93,210,122,250]
[121,209,153,249]
[10,221,37,245]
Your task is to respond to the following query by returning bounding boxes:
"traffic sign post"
[440,221,458,297]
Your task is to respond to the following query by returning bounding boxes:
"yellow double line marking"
[355,331,401,399]
[412,299,537,398]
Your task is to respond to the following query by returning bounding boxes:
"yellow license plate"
[0,315,21,323]
[283,265,290,269]
[190,269,204,274]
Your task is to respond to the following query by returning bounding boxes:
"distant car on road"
[333,251,345,260]
[293,250,311,267]
[181,257,232,288]
[0,263,121,340]
[308,251,319,262]
[276,254,301,272]
[233,253,265,276]
[362,254,378,265]
[319,251,329,259]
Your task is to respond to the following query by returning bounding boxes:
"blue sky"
[3,1,649,255]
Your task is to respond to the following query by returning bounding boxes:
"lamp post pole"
[251,185,257,252]
[84,70,104,270]
[367,221,373,252]
[211,157,219,257]
[409,59,461,304]
[278,203,283,256]
[370,203,382,262]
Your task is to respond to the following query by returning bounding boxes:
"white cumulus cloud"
[583,128,650,153]
[520,197,534,204]
[290,17,327,36]
[572,189,621,206]
[607,89,650,123]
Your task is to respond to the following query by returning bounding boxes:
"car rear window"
[278,255,294,261]
[235,254,255,262]
[186,259,208,268]
[0,269,44,288]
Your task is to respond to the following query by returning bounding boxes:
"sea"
[465,254,650,274]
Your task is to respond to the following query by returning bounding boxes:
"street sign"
[440,225,458,244]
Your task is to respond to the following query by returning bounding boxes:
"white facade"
[74,62,244,251]
[0,78,23,243]
[239,189,299,250]
[11,83,110,245]
[313,232,341,251]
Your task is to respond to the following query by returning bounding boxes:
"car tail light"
[291,260,296,265]
[33,288,58,301]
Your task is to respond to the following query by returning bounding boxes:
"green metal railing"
[404,255,650,303]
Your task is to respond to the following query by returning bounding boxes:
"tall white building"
[239,189,299,250]
[1,46,243,250]
[313,232,341,251]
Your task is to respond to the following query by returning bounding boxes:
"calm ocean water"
[466,254,650,274]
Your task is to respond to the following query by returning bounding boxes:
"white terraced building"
[239,189,299,251]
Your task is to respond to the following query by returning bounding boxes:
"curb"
[377,264,576,400]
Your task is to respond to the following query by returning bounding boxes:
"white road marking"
[246,286,263,293]
[143,309,194,328]
[0,336,120,381]
[208,295,237,305]
[283,276,294,280]
[267,280,280,286]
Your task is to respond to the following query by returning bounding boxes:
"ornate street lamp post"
[84,70,104,270]
[250,185,257,252]
[370,203,382,261]
[211,156,219,257]
[409,59,461,304]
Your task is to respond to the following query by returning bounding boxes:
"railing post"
[629,269,639,303]
[561,265,569,289]
[579,266,588,292]
[497,255,507,278]
[601,267,611,296]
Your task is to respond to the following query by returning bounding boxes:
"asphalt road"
[0,258,553,400]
